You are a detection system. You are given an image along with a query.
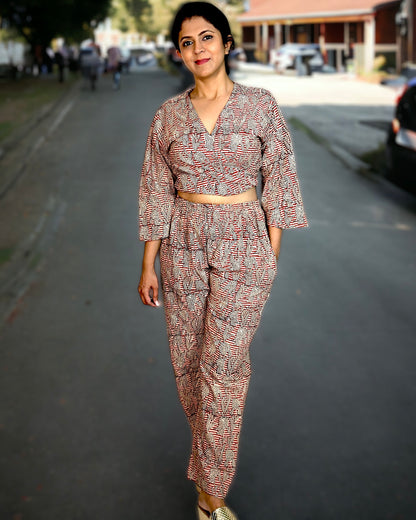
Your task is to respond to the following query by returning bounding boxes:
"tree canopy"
[129,0,182,38]
[121,0,244,41]
[0,0,112,48]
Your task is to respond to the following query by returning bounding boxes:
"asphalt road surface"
[1,68,416,520]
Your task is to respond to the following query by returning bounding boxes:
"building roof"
[238,0,399,22]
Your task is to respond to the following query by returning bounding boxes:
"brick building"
[238,0,415,72]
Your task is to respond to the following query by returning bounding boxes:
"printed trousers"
[160,197,277,499]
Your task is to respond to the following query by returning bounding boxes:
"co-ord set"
[139,82,307,498]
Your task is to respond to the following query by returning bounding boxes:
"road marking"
[350,221,412,231]
[48,101,74,136]
[32,136,45,154]
[307,219,413,231]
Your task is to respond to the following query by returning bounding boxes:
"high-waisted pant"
[160,197,277,499]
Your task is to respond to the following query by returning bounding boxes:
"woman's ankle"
[198,490,225,513]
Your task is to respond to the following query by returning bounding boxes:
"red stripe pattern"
[160,198,277,498]
[139,82,307,241]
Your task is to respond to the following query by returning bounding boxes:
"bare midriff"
[177,187,257,205]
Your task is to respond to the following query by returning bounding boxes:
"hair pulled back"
[170,1,235,75]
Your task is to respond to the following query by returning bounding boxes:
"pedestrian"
[79,45,101,91]
[55,43,68,83]
[137,2,308,519]
[107,46,122,90]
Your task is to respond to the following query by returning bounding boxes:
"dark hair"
[170,1,235,74]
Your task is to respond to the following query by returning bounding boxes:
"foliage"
[0,0,112,49]
[134,0,183,38]
[121,0,244,42]
[123,0,151,32]
[109,0,137,34]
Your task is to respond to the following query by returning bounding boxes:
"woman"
[138,2,307,518]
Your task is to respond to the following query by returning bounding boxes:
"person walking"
[80,44,101,91]
[107,46,122,90]
[138,2,308,519]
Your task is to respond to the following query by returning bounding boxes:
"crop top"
[139,82,307,241]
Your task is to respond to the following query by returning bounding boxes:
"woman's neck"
[191,72,234,101]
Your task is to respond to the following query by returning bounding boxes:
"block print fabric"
[139,82,307,241]
[160,198,277,498]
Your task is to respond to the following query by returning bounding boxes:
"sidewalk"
[233,68,397,171]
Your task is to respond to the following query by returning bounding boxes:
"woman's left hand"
[268,226,283,260]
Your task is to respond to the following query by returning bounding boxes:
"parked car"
[228,47,247,71]
[385,77,416,194]
[271,43,324,75]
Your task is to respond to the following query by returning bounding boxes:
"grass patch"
[0,121,14,141]
[0,71,78,145]
[0,247,14,265]
[288,117,327,146]
[359,143,386,174]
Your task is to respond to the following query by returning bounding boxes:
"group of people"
[78,43,125,91]
[138,2,307,519]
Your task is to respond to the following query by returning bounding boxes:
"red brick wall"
[376,5,398,44]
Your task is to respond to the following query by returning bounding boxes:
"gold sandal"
[197,505,237,520]
[195,484,237,519]
[211,507,238,520]
[197,504,210,519]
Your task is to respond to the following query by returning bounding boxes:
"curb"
[328,143,370,171]
[288,116,371,173]
[0,78,81,201]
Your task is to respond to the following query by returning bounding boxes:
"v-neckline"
[188,82,235,136]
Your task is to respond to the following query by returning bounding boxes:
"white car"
[272,43,324,74]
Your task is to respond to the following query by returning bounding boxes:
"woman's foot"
[197,488,226,514]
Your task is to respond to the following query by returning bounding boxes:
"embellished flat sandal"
[195,483,237,519]
[197,505,238,520]
[197,505,209,520]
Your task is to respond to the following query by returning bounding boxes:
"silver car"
[272,43,324,75]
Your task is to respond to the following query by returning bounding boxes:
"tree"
[108,0,137,35]
[0,0,112,51]
[122,0,244,42]
[132,0,182,38]
[122,0,151,32]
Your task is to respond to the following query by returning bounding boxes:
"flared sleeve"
[138,109,176,241]
[260,92,308,229]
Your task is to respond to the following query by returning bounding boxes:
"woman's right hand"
[138,239,162,307]
[138,265,160,307]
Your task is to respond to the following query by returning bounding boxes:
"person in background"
[55,43,69,83]
[80,44,101,91]
[138,2,308,519]
[107,46,122,90]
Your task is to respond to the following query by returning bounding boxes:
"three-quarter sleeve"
[138,110,176,241]
[260,93,307,229]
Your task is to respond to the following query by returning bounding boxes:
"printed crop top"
[139,82,307,241]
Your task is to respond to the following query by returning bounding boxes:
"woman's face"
[177,16,231,79]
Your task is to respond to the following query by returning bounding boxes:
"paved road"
[1,68,416,520]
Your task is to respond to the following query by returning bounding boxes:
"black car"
[385,77,416,194]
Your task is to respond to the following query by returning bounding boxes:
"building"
[238,0,415,73]
[94,18,143,55]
